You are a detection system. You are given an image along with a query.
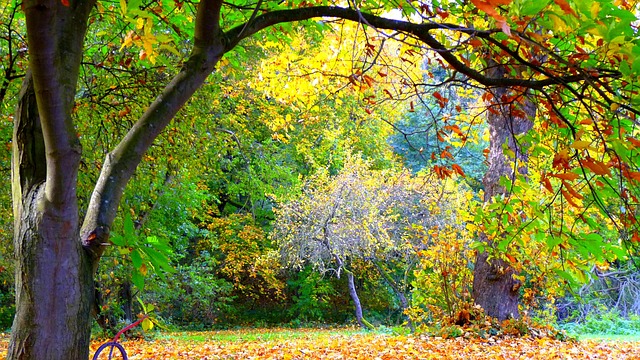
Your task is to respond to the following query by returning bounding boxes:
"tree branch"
[223,6,620,90]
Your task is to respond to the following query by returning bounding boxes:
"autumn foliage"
[3,329,640,359]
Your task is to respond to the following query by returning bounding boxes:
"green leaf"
[131,249,143,270]
[123,213,135,237]
[554,268,577,287]
[546,235,563,250]
[521,0,550,16]
[144,247,175,273]
[110,234,125,246]
[132,270,144,289]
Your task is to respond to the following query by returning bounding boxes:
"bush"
[145,252,235,328]
[287,267,338,323]
[557,262,640,335]
[560,308,640,335]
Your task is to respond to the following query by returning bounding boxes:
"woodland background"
[1,0,640,348]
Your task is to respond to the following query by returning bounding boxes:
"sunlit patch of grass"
[160,326,366,343]
[574,333,640,342]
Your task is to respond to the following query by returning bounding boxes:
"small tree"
[273,154,438,329]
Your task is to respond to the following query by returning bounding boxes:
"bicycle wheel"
[92,341,128,360]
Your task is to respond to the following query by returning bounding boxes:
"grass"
[158,326,368,343]
[571,333,640,342]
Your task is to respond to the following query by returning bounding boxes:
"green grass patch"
[159,326,368,343]
[574,333,640,342]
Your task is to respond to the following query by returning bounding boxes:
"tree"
[471,60,536,320]
[273,155,447,329]
[9,0,640,357]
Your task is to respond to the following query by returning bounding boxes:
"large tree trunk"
[7,2,97,358]
[471,63,536,321]
[8,2,227,358]
[9,72,94,359]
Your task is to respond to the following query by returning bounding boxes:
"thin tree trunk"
[471,62,536,321]
[345,270,375,330]
[371,259,414,332]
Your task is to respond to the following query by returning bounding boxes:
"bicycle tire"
[92,341,128,360]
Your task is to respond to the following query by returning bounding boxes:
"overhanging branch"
[223,6,621,90]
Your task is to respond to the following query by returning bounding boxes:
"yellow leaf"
[590,1,601,18]
[142,317,154,331]
[140,263,148,276]
[570,140,591,150]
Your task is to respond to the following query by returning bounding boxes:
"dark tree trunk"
[471,62,536,321]
[120,281,134,322]
[8,72,94,359]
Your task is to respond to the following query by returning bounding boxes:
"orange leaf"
[552,149,571,170]
[363,75,374,87]
[452,164,466,177]
[582,158,610,176]
[440,150,453,159]
[549,172,579,181]
[562,180,583,200]
[553,0,577,16]
[627,171,640,182]
[561,189,580,207]
[627,136,640,148]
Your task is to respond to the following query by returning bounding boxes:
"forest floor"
[2,327,640,359]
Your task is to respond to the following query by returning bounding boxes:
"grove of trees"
[1,0,639,359]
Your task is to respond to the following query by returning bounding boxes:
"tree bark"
[345,270,374,330]
[9,72,94,359]
[472,62,536,321]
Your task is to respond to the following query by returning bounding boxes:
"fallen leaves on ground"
[2,329,640,359]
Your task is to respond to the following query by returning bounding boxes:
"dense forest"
[1,0,640,358]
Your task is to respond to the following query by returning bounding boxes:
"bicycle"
[92,315,148,360]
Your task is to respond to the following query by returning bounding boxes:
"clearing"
[2,328,640,359]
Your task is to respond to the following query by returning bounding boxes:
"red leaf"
[61,0,70,6]
[468,38,483,47]
[433,91,449,108]
[470,0,510,22]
